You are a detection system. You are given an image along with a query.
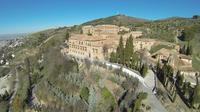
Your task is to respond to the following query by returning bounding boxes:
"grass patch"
[192,55,200,72]
[101,87,113,99]
[100,87,116,111]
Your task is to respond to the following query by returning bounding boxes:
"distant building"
[178,54,192,64]
[151,48,178,65]
[150,48,199,84]
[82,25,131,36]
[122,31,142,40]
[133,39,155,51]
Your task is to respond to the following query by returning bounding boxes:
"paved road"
[144,70,155,89]
[142,70,167,112]
[39,35,54,47]
[141,85,167,112]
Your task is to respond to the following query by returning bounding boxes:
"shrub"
[0,67,10,78]
[101,87,113,99]
[80,87,90,103]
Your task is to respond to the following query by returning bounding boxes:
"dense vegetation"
[110,35,148,77]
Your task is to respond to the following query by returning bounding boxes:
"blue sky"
[0,0,199,34]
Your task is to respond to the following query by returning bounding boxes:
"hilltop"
[82,14,150,27]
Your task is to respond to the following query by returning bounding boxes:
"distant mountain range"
[0,33,27,40]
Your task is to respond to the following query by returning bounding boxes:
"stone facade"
[82,25,130,36]
[149,48,199,82]
[133,39,155,51]
[122,31,142,40]
[63,25,150,60]
[178,54,192,64]
[65,34,118,60]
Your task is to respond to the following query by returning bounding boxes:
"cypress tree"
[66,32,70,40]
[189,45,192,55]
[176,70,184,88]
[124,35,134,66]
[192,84,200,108]
[117,36,124,64]
[161,64,173,84]
[186,41,190,55]
[156,61,161,73]
[110,52,117,63]
[140,64,148,77]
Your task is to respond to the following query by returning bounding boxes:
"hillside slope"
[82,14,149,27]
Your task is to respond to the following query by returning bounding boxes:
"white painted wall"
[105,62,147,87]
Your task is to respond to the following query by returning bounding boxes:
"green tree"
[80,87,90,103]
[162,64,173,85]
[133,92,148,112]
[179,45,185,54]
[192,84,200,109]
[131,54,138,70]
[110,52,117,63]
[66,32,70,40]
[117,36,124,64]
[140,64,148,77]
[189,45,192,55]
[180,28,194,41]
[176,70,184,88]
[182,45,186,54]
[186,41,192,55]
[124,35,134,66]
[156,61,162,77]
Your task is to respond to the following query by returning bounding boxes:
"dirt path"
[39,35,54,47]
[0,74,12,95]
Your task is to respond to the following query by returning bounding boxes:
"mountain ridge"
[82,14,150,26]
[81,14,199,26]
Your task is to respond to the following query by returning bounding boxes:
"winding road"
[104,61,167,112]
